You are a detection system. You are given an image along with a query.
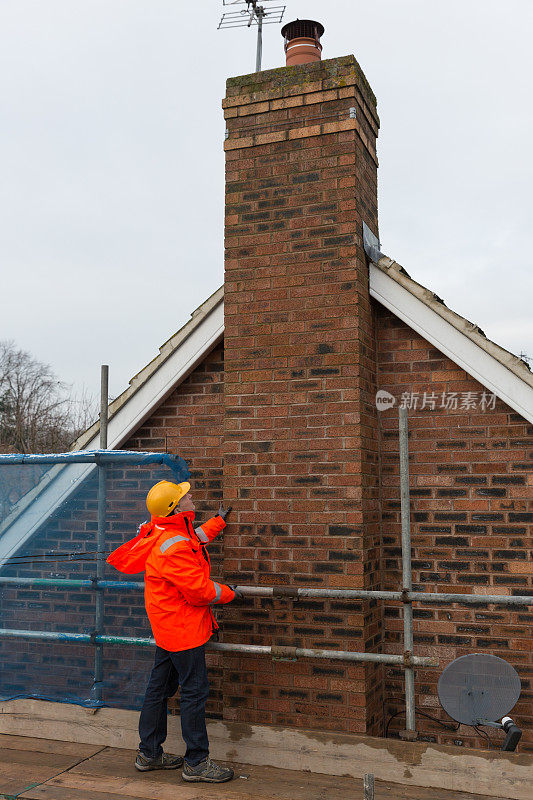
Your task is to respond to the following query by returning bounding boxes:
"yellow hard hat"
[146,480,191,517]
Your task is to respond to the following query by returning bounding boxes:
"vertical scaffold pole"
[363,773,375,800]
[399,406,416,734]
[93,364,108,705]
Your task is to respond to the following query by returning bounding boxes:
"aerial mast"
[218,0,286,73]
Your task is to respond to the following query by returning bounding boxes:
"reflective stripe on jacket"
[107,510,235,651]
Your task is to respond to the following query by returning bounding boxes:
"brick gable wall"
[375,302,533,751]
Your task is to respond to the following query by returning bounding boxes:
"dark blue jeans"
[138,644,210,766]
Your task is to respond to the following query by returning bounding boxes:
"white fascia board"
[0,303,224,567]
[369,263,533,424]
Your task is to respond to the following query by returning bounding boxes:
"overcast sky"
[1,0,532,406]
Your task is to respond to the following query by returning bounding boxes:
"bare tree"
[0,340,96,453]
[0,341,98,517]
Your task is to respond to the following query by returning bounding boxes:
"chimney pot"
[281,19,325,66]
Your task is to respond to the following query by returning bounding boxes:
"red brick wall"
[222,56,383,734]
[375,302,533,752]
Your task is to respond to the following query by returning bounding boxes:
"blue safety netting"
[0,450,191,709]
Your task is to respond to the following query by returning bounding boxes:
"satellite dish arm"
[476,716,523,752]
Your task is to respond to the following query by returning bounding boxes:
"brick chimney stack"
[222,55,382,734]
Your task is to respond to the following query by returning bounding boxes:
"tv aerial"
[437,654,522,751]
[218,1,286,73]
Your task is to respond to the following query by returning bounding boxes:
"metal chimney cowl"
[281,19,325,66]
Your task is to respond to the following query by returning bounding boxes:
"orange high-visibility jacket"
[107,510,235,652]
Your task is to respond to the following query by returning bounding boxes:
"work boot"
[182,757,234,783]
[135,750,183,771]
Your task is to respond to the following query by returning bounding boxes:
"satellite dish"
[437,654,521,726]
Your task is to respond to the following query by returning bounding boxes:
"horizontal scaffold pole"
[0,577,530,606]
[0,628,437,667]
[407,591,533,607]
[210,642,437,666]
[0,450,187,470]
[0,577,145,590]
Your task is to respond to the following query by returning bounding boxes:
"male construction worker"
[107,480,240,783]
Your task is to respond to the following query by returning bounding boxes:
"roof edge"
[373,256,533,391]
[71,286,224,451]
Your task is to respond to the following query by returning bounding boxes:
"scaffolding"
[0,408,531,732]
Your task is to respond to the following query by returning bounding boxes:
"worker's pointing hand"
[218,503,232,521]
